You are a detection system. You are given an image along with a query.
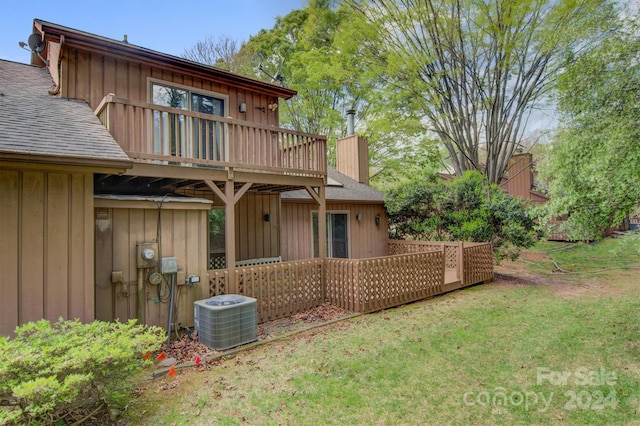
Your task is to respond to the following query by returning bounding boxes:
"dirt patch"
[493,250,633,299]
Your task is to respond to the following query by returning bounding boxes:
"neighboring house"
[0,20,386,335]
[499,152,549,205]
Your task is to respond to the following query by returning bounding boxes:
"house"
[0,19,493,336]
[499,153,549,206]
[0,19,330,335]
[281,135,389,261]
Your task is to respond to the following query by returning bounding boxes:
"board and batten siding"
[235,193,280,261]
[0,167,93,336]
[94,200,209,329]
[60,46,280,127]
[280,201,388,261]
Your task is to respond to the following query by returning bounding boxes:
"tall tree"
[350,0,616,183]
[537,13,640,240]
[182,35,243,73]
[182,1,436,178]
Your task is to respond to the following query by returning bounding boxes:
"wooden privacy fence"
[208,241,493,323]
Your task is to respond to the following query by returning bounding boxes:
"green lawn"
[127,236,640,425]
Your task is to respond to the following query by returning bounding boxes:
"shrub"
[386,170,536,260]
[0,319,164,425]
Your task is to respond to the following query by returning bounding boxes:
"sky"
[0,0,306,64]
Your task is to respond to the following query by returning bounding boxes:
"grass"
[126,235,640,425]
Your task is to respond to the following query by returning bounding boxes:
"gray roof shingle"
[0,59,131,167]
[281,167,385,203]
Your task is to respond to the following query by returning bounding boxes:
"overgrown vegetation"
[537,13,640,240]
[0,319,164,425]
[385,170,536,260]
[126,236,640,425]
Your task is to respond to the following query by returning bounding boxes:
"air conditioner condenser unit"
[193,295,258,350]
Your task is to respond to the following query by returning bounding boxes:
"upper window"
[149,79,228,161]
[151,82,225,116]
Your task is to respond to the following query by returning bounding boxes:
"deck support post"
[224,179,237,294]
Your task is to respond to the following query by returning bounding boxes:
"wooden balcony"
[94,94,327,178]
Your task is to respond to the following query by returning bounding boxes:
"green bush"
[386,170,536,260]
[0,319,164,425]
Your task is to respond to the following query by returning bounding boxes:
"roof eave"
[0,152,133,171]
[34,19,298,100]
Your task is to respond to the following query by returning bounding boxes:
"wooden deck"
[95,94,327,178]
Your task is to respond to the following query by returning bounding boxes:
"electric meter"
[141,248,155,260]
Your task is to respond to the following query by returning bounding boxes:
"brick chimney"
[336,110,370,185]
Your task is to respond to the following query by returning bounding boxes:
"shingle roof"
[281,167,385,203]
[0,59,131,168]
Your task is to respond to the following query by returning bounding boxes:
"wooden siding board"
[128,208,145,321]
[144,208,161,326]
[271,194,279,256]
[0,170,20,335]
[95,207,114,321]
[20,171,45,324]
[111,208,130,321]
[69,173,87,321]
[45,173,70,322]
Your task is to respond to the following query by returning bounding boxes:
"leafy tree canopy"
[349,0,618,183]
[536,12,640,240]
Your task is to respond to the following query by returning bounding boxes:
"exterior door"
[313,212,349,258]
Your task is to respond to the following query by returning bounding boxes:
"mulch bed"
[155,303,351,368]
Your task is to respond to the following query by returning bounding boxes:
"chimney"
[346,109,355,136]
[336,109,370,185]
[501,153,533,201]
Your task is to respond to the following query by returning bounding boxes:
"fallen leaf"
[142,351,151,360]
[168,364,177,379]
[156,351,167,361]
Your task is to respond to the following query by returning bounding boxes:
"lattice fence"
[237,260,324,322]
[463,243,493,285]
[208,259,323,323]
[388,240,443,255]
[208,253,226,270]
[326,252,444,314]
[209,269,228,296]
[444,245,458,270]
[206,242,493,324]
[389,241,460,278]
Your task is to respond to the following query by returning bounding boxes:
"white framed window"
[147,78,228,161]
[312,211,350,258]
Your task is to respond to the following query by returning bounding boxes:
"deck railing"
[207,241,493,323]
[95,94,327,177]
